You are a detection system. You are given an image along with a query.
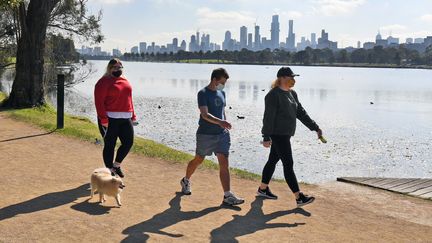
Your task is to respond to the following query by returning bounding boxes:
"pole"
[57,74,64,129]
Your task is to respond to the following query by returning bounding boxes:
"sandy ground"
[0,112,431,243]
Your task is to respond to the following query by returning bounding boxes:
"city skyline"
[82,0,432,52]
[79,16,431,57]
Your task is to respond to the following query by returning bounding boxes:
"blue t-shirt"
[196,87,226,135]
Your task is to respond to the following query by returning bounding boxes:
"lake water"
[2,61,432,183]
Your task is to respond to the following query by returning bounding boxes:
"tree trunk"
[5,0,59,108]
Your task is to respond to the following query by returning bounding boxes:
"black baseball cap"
[277,67,300,78]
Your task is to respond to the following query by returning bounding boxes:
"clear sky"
[82,0,432,52]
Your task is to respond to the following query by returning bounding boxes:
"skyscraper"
[254,25,261,50]
[180,40,187,51]
[223,30,232,51]
[247,33,253,50]
[189,35,197,52]
[172,38,178,52]
[240,26,247,49]
[286,19,295,50]
[311,33,317,48]
[139,42,147,54]
[270,15,280,50]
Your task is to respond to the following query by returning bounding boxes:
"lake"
[2,61,432,183]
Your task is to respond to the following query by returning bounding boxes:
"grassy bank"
[0,94,262,181]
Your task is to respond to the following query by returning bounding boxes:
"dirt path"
[1,112,431,242]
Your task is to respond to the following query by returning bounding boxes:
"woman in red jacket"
[94,58,137,178]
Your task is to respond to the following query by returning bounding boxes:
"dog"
[90,168,125,206]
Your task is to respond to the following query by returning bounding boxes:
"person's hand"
[132,121,139,126]
[101,122,108,128]
[262,140,272,148]
[219,120,232,130]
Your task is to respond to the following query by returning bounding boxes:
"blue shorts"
[196,130,230,157]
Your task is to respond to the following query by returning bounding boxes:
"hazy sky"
[82,0,432,52]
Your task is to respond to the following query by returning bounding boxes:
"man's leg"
[216,153,230,192]
[185,155,205,179]
[181,154,204,195]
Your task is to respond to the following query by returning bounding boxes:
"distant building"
[270,15,280,50]
[93,47,102,56]
[317,29,337,51]
[424,36,432,47]
[112,48,122,57]
[406,38,413,44]
[223,30,233,51]
[189,35,197,52]
[297,36,311,51]
[375,39,388,47]
[180,40,187,51]
[240,26,247,49]
[254,25,261,50]
[310,33,317,48]
[414,38,424,44]
[363,42,375,49]
[172,38,178,52]
[247,33,253,50]
[387,36,399,45]
[286,20,295,50]
[131,46,139,54]
[139,42,147,54]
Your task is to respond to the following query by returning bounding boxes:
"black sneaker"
[257,187,278,199]
[113,167,125,178]
[296,192,315,207]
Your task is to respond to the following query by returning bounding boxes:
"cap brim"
[292,74,300,77]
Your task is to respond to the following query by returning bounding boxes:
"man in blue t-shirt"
[180,68,244,206]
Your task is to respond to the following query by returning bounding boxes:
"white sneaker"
[180,177,191,195]
[223,192,245,206]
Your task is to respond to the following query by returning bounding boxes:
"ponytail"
[271,78,281,89]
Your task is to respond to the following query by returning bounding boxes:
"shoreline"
[84,57,432,70]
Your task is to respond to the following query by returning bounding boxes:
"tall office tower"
[139,42,147,54]
[321,29,328,41]
[223,30,232,51]
[311,33,317,47]
[189,35,196,52]
[240,26,247,49]
[247,33,253,49]
[357,41,361,48]
[254,25,261,50]
[172,38,178,52]
[196,31,200,47]
[180,40,187,51]
[286,19,295,50]
[271,15,280,50]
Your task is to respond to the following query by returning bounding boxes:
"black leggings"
[98,117,134,168]
[261,135,300,193]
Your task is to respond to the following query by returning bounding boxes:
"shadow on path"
[210,197,311,242]
[0,130,56,143]
[0,184,89,221]
[71,198,116,215]
[121,192,241,242]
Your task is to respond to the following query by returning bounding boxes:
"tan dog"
[90,168,125,206]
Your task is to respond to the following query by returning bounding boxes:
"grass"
[0,94,262,181]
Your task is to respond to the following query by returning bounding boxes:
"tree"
[3,0,102,108]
